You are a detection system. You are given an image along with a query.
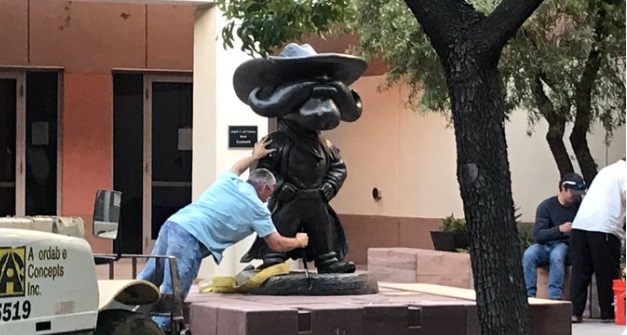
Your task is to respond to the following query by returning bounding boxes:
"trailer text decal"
[0,247,26,298]
[26,246,67,296]
[0,300,31,321]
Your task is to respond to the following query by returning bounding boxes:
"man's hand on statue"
[278,183,298,202]
[252,137,276,160]
[296,233,309,248]
[321,183,334,202]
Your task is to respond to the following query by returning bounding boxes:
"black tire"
[247,271,379,296]
[95,309,165,335]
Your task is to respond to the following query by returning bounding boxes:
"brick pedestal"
[185,284,572,335]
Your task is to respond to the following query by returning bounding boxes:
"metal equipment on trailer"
[0,189,189,335]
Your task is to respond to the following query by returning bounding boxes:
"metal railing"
[94,253,187,335]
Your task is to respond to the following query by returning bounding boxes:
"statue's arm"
[321,139,347,201]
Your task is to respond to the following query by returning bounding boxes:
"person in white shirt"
[569,158,626,323]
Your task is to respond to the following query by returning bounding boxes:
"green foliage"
[502,0,626,138]
[515,206,534,252]
[439,206,520,233]
[345,0,449,114]
[342,0,507,114]
[514,206,523,224]
[518,226,534,249]
[441,213,466,233]
[439,207,520,234]
[344,0,625,138]
[216,0,352,57]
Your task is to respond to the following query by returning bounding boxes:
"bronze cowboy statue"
[235,43,368,274]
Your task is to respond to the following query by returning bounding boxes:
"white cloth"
[572,159,627,239]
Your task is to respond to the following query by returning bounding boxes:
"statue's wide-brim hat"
[233,43,368,104]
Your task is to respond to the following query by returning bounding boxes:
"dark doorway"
[113,73,143,254]
[0,78,17,217]
[113,74,193,254]
[149,81,193,241]
[0,71,58,217]
[25,72,58,216]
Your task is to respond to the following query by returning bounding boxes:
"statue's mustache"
[247,81,362,122]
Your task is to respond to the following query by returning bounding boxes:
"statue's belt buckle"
[295,189,321,200]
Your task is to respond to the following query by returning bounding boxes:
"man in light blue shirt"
[137,138,309,331]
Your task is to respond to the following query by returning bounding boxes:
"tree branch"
[533,74,574,176]
[570,5,608,183]
[533,74,559,121]
[574,7,607,116]
[404,0,483,57]
[477,0,546,58]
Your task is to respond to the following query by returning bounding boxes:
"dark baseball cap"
[560,173,586,195]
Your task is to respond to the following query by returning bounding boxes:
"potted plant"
[431,207,524,253]
[430,213,468,252]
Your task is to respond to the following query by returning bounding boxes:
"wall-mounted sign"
[178,127,193,151]
[228,126,258,148]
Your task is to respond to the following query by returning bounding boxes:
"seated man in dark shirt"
[522,173,586,300]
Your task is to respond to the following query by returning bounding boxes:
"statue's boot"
[315,252,356,274]
[258,252,287,270]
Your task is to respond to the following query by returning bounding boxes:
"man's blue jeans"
[137,220,209,331]
[522,242,568,300]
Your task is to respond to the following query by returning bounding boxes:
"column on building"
[192,5,268,279]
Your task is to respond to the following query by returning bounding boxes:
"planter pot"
[430,231,468,252]
[453,232,468,249]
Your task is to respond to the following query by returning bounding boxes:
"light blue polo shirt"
[169,171,276,264]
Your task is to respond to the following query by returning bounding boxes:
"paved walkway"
[572,319,626,335]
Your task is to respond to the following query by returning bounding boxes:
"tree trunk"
[446,57,532,335]
[403,1,546,334]
[533,75,574,177]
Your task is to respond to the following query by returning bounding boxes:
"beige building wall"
[326,75,626,222]
[324,75,625,264]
